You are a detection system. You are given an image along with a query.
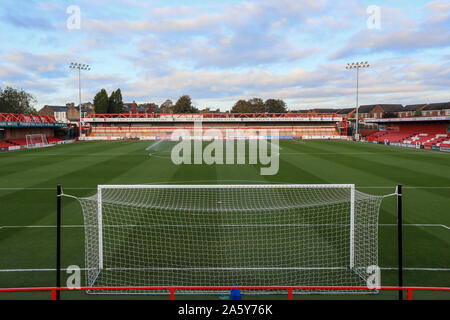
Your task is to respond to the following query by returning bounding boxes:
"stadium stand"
[83,113,345,140]
[364,118,450,150]
[88,125,339,139]
[0,141,14,148]
[5,137,63,146]
[47,137,64,143]
[0,112,68,151]
[5,138,27,146]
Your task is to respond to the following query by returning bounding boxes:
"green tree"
[0,87,37,114]
[174,95,196,113]
[107,90,115,113]
[93,89,109,114]
[160,99,173,113]
[117,89,124,113]
[108,89,124,114]
[248,98,265,113]
[265,99,287,113]
[231,99,252,113]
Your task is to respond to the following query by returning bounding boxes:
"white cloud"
[329,2,450,59]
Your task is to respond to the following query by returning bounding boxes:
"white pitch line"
[0,267,449,272]
[379,224,450,230]
[380,268,450,271]
[1,186,450,190]
[0,187,96,190]
[2,224,449,229]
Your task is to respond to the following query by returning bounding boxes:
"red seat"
[366,123,448,146]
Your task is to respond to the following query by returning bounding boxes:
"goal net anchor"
[59,184,400,296]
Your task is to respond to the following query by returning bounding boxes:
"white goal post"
[26,134,48,148]
[73,184,389,295]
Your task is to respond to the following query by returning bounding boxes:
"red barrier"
[86,112,341,119]
[0,285,449,300]
[0,113,56,123]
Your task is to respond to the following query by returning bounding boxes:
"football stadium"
[0,0,449,307]
[0,109,449,300]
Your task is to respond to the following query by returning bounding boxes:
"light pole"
[346,61,369,139]
[69,62,90,137]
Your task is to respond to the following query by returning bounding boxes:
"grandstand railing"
[0,113,56,123]
[0,285,448,300]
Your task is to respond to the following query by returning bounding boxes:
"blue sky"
[0,0,449,111]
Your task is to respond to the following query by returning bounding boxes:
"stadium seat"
[0,141,14,148]
[366,123,448,147]
[6,139,27,146]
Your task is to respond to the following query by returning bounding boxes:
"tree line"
[230,98,287,113]
[93,90,288,114]
[0,87,37,114]
[159,95,199,114]
[0,86,289,116]
[146,96,287,114]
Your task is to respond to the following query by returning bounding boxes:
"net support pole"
[97,186,104,270]
[349,184,355,269]
[56,184,62,301]
[397,184,403,300]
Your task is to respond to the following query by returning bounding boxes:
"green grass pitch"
[0,140,449,300]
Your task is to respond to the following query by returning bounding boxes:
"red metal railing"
[86,112,341,119]
[0,286,448,300]
[0,113,56,123]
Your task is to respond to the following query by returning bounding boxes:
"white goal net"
[73,184,389,295]
[26,134,47,148]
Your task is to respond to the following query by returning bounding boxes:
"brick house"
[67,105,94,122]
[422,102,450,116]
[396,104,427,117]
[38,105,70,123]
[336,108,356,119]
[357,104,403,119]
[124,102,138,113]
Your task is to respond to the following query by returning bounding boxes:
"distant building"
[38,102,94,123]
[358,104,403,119]
[336,108,356,119]
[309,108,339,114]
[38,105,70,123]
[422,102,450,116]
[394,104,426,117]
[67,105,94,122]
[123,102,160,114]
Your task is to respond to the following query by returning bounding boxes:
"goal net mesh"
[26,134,47,147]
[75,185,387,295]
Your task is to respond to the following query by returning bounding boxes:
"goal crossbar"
[98,184,355,189]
